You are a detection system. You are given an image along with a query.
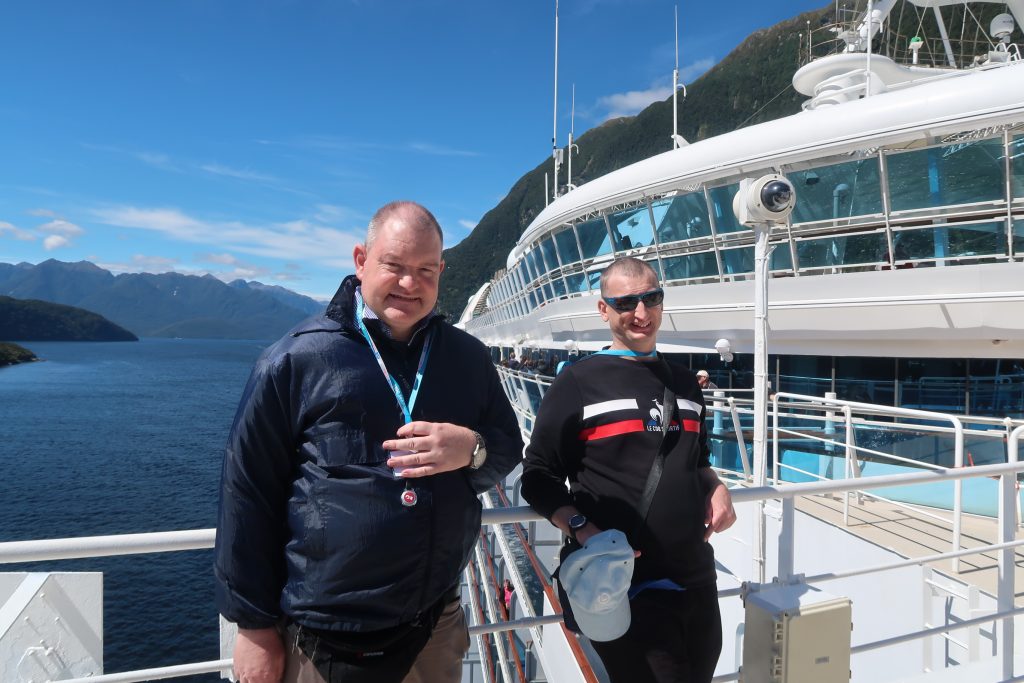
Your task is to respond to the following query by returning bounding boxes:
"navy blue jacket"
[214,275,523,632]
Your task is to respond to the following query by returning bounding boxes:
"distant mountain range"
[0,295,137,342]
[0,260,326,339]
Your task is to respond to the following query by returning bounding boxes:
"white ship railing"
[3,455,1024,683]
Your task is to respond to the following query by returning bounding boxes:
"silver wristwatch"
[469,431,487,470]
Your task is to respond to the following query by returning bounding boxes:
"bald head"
[366,201,444,251]
[599,257,659,297]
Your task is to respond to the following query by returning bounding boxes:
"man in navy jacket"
[215,201,523,683]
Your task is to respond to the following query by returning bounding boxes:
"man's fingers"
[395,465,436,478]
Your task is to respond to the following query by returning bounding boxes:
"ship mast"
[552,0,562,201]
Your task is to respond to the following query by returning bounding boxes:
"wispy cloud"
[0,221,37,241]
[458,219,477,230]
[592,57,717,121]
[200,163,280,184]
[43,235,70,251]
[26,208,57,218]
[38,219,84,237]
[679,57,717,83]
[408,142,480,157]
[81,142,181,171]
[91,205,362,268]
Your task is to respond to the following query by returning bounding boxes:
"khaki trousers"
[282,598,470,683]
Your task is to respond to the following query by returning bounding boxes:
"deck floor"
[796,493,1024,604]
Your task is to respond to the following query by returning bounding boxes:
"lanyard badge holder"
[355,294,434,507]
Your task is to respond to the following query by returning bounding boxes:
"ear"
[598,298,610,322]
[439,259,446,274]
[353,243,368,278]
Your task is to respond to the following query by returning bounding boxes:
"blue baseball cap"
[559,529,634,641]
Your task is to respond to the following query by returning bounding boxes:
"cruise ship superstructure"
[2,2,1024,683]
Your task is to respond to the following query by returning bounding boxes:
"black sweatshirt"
[521,353,717,588]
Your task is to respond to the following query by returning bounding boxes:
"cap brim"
[569,595,631,642]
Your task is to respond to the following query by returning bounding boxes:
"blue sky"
[0,0,826,300]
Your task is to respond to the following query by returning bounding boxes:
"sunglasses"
[602,288,665,312]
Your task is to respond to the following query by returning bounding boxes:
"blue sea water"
[0,338,269,681]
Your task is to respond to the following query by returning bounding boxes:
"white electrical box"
[741,583,851,683]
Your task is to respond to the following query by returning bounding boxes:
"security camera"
[714,338,733,363]
[732,174,796,227]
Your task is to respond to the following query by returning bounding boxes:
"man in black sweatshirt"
[521,256,736,683]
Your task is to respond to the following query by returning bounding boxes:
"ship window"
[527,248,545,281]
[886,138,1005,212]
[565,272,587,292]
[554,227,581,265]
[892,220,1006,262]
[969,359,1024,418]
[542,282,554,303]
[608,205,653,251]
[577,217,613,259]
[706,183,743,234]
[1014,219,1024,257]
[778,356,834,398]
[787,157,883,224]
[540,236,560,272]
[651,193,712,243]
[1013,136,1024,199]
[662,251,718,281]
[835,357,895,407]
[796,231,887,269]
[528,289,538,310]
[552,276,567,298]
[899,358,967,417]
[720,246,754,275]
[770,242,793,271]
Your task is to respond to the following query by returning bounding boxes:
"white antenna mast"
[671,4,688,149]
[567,84,578,192]
[552,0,562,201]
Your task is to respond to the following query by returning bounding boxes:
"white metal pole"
[753,222,770,583]
[552,0,560,200]
[672,4,680,149]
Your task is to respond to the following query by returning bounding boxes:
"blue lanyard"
[596,348,657,358]
[355,294,434,424]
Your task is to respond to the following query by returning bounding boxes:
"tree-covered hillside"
[0,296,138,341]
[437,5,829,316]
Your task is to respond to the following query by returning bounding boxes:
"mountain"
[0,260,324,339]
[0,295,138,341]
[436,5,826,316]
[229,279,326,316]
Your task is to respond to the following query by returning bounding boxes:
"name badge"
[388,449,414,478]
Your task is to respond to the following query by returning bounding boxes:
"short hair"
[366,201,444,250]
[696,370,709,378]
[599,257,659,297]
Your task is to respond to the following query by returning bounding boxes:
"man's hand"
[233,627,285,683]
[703,480,737,542]
[382,421,477,477]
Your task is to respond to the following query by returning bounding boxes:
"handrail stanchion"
[1001,425,1023,681]
[727,397,751,482]
[772,393,780,485]
[843,405,855,526]
[952,417,964,573]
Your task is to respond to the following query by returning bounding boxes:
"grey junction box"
[741,582,852,683]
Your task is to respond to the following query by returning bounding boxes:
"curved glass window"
[527,248,545,281]
[577,217,613,259]
[1014,219,1024,257]
[662,251,718,281]
[721,246,754,275]
[542,282,554,303]
[608,205,654,250]
[552,276,567,298]
[893,221,1007,261]
[707,184,742,234]
[770,243,793,271]
[1013,136,1024,199]
[788,157,883,223]
[797,232,887,269]
[540,236,559,272]
[553,227,581,265]
[565,272,587,292]
[887,138,1005,212]
[651,193,712,243]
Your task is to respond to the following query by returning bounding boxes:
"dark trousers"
[590,584,722,683]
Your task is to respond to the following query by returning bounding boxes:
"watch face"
[569,514,587,530]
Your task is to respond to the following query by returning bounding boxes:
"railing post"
[952,418,964,574]
[844,405,854,526]
[999,425,1022,680]
[727,397,751,481]
[824,391,837,455]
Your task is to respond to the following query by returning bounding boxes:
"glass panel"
[1015,219,1024,257]
[540,237,559,272]
[587,269,602,290]
[969,359,1024,418]
[527,289,538,310]
[788,157,883,223]
[527,248,544,281]
[554,227,581,265]
[577,217,612,259]
[608,205,654,250]
[778,356,833,396]
[894,221,1006,261]
[770,242,793,271]
[887,138,1005,212]
[707,184,742,233]
[1013,135,1023,199]
[662,251,718,280]
[565,272,587,293]
[651,193,712,243]
[835,357,894,406]
[721,246,754,274]
[797,232,887,269]
[542,282,553,303]
[552,276,566,298]
[898,358,966,413]
[515,263,528,290]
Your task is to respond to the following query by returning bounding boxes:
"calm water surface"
[0,338,269,681]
